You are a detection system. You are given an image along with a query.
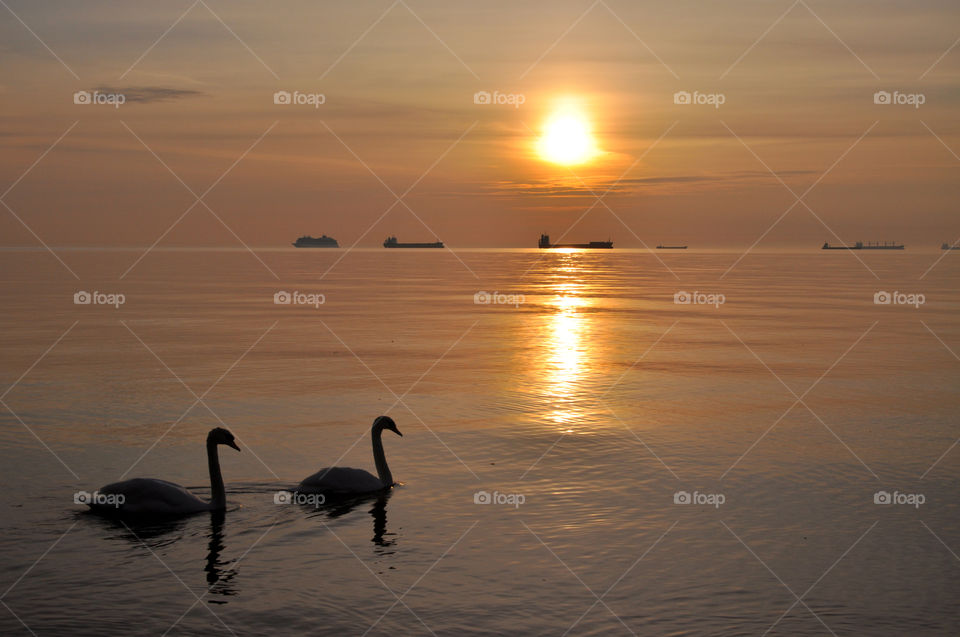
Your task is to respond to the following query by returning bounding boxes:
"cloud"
[91,86,204,103]
[486,170,819,197]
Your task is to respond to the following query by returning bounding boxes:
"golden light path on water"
[542,251,595,431]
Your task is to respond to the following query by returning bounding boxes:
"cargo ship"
[538,234,613,249]
[656,244,687,249]
[383,236,444,248]
[822,241,904,250]
[293,234,339,248]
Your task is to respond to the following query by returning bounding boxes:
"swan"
[297,416,402,496]
[86,427,240,516]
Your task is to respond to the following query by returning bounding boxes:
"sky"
[1,0,958,248]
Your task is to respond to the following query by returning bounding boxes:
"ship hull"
[384,243,444,248]
[293,242,338,248]
[539,242,613,249]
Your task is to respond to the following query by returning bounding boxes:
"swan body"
[87,427,240,516]
[297,416,402,496]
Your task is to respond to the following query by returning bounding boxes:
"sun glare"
[538,110,596,165]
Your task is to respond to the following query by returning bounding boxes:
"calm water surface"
[1,248,958,635]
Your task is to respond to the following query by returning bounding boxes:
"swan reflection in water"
[205,510,238,601]
[90,510,241,602]
[300,492,397,551]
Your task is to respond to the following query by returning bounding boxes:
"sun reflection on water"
[542,256,596,430]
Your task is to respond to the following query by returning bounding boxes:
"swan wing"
[93,478,209,515]
[297,467,385,494]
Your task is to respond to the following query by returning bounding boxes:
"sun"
[537,110,597,165]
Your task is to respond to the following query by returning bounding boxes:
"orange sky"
[1,0,958,248]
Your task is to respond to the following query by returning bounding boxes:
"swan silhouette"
[297,416,402,496]
[87,427,241,516]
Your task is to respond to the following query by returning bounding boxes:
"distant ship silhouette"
[822,241,904,250]
[538,234,612,249]
[293,235,338,248]
[383,236,444,248]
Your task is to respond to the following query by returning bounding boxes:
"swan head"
[373,416,402,437]
[207,427,241,451]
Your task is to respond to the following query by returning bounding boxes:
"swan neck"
[207,440,226,510]
[372,426,393,487]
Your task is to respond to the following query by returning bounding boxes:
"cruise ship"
[292,235,339,248]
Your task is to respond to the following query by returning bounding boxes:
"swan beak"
[227,440,241,451]
[395,428,403,437]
